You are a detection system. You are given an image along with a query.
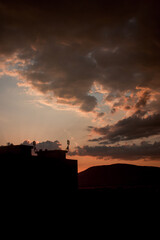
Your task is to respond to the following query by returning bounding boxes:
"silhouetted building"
[37,149,67,159]
[0,144,78,196]
[0,144,33,157]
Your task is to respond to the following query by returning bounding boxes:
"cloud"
[135,90,151,109]
[89,113,160,144]
[22,140,61,150]
[96,112,105,118]
[0,0,160,113]
[69,141,160,161]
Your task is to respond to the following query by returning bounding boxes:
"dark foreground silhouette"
[0,144,78,201]
[78,164,160,198]
[1,144,160,203]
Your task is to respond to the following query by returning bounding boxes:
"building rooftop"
[36,149,68,160]
[0,144,78,191]
[0,144,33,156]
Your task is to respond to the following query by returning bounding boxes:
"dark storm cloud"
[0,0,160,111]
[70,141,160,161]
[89,113,160,144]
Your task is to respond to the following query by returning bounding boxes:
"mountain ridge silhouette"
[78,163,160,189]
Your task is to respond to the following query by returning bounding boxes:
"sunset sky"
[0,0,160,172]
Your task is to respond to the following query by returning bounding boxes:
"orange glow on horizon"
[68,155,160,173]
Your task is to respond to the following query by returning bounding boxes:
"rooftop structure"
[0,144,78,193]
[0,144,33,157]
[36,149,67,160]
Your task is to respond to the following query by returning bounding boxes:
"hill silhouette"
[78,164,160,190]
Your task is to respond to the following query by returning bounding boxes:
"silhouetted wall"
[37,149,67,160]
[0,145,78,197]
[0,145,33,157]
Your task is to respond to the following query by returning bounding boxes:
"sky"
[0,0,160,172]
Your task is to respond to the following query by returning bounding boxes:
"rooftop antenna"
[32,141,37,153]
[66,140,70,152]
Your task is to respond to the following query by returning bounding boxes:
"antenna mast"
[32,141,37,153]
[66,140,70,152]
